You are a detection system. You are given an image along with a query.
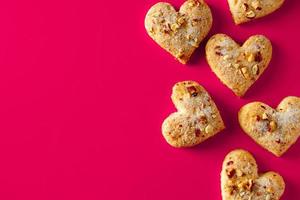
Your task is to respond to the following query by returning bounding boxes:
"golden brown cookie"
[145,0,213,64]
[227,0,285,25]
[221,149,285,200]
[206,33,272,97]
[162,81,225,147]
[238,96,300,157]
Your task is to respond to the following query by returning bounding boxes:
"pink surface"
[0,0,299,199]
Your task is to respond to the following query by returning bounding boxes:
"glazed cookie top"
[228,0,285,24]
[162,81,225,147]
[206,34,272,97]
[145,0,212,64]
[239,96,300,156]
[221,149,285,200]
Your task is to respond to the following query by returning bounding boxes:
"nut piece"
[247,53,255,62]
[177,17,185,25]
[223,55,231,60]
[252,64,259,75]
[268,121,277,132]
[246,10,256,19]
[241,67,250,79]
[233,63,240,69]
[265,195,271,200]
[262,112,269,120]
[227,168,236,178]
[205,124,213,134]
[251,0,261,10]
[199,116,208,124]
[186,86,198,97]
[242,3,249,11]
[191,38,199,47]
[171,23,180,32]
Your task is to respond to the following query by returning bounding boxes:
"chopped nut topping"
[171,23,180,32]
[247,53,255,62]
[268,121,277,132]
[191,38,199,47]
[149,27,155,34]
[265,194,271,200]
[255,115,261,121]
[223,55,231,60]
[246,10,256,19]
[255,52,262,62]
[251,0,261,10]
[233,63,240,69]
[187,86,198,97]
[186,34,191,40]
[227,161,234,166]
[242,3,249,11]
[188,1,195,7]
[245,179,254,191]
[199,116,208,124]
[252,64,259,75]
[262,112,269,120]
[241,67,250,79]
[177,17,185,25]
[227,168,236,178]
[161,23,171,33]
[211,114,217,119]
[205,124,213,134]
[266,187,274,193]
[237,52,245,61]
[214,46,223,56]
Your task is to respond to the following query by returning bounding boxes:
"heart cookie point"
[145,0,213,64]
[227,0,285,24]
[238,96,300,156]
[221,149,285,200]
[206,33,272,97]
[162,81,225,147]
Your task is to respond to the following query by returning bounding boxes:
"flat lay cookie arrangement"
[145,0,297,199]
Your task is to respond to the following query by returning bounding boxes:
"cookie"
[162,81,225,147]
[238,96,300,157]
[145,0,213,64]
[227,0,285,25]
[221,149,285,200]
[206,34,272,97]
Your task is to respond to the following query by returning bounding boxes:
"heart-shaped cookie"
[162,81,225,147]
[227,0,285,24]
[221,149,285,200]
[206,34,272,97]
[145,0,213,64]
[239,96,300,156]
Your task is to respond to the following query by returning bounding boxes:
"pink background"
[0,0,299,199]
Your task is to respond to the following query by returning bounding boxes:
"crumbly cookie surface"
[221,149,285,200]
[238,96,300,156]
[162,81,225,147]
[227,0,285,24]
[206,34,272,97]
[145,0,212,64]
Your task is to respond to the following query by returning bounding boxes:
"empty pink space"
[0,0,299,199]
